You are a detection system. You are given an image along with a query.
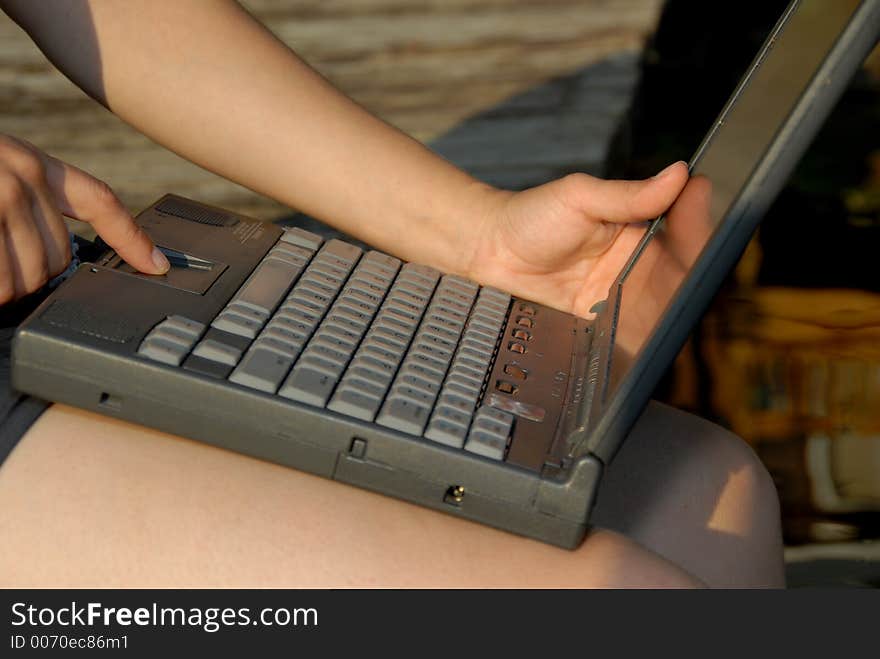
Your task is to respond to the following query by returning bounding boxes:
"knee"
[608,401,783,534]
[652,402,782,538]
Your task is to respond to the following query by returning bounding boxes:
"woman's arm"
[2,0,495,275]
[1,0,687,315]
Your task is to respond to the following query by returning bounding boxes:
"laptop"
[11,0,879,548]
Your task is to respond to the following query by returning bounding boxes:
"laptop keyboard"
[136,228,516,460]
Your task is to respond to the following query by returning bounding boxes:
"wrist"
[451,181,512,284]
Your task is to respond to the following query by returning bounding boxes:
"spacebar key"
[234,258,300,315]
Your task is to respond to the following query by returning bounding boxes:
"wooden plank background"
[0,0,662,223]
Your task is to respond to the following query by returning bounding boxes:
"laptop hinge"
[544,299,612,467]
[558,284,622,463]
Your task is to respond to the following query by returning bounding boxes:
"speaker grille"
[154,198,238,227]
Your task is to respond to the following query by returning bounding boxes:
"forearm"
[2,0,499,274]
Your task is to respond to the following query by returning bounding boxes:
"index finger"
[42,156,169,275]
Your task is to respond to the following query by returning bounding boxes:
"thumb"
[42,156,170,274]
[571,161,689,224]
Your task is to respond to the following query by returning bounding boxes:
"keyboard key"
[364,333,406,357]
[447,368,483,389]
[424,418,469,448]
[438,390,478,414]
[307,261,347,281]
[471,406,514,441]
[298,353,345,378]
[288,292,326,312]
[281,227,323,250]
[183,354,233,379]
[323,313,365,335]
[137,336,189,366]
[225,302,269,324]
[345,364,393,388]
[262,324,309,347]
[364,250,400,268]
[311,332,357,352]
[464,429,508,460]
[342,289,383,308]
[409,342,452,364]
[360,343,402,365]
[229,347,295,393]
[255,335,302,360]
[279,366,338,406]
[234,258,300,316]
[327,386,382,421]
[278,301,323,324]
[150,326,194,350]
[320,239,362,265]
[266,251,307,269]
[433,404,472,428]
[369,326,409,350]
[211,311,262,339]
[444,378,482,400]
[402,263,440,285]
[192,338,244,366]
[396,373,440,397]
[322,318,365,342]
[394,280,434,300]
[480,287,511,305]
[452,362,486,382]
[270,242,312,262]
[340,375,386,399]
[306,343,350,368]
[298,278,337,298]
[376,396,431,435]
[398,362,444,386]
[407,352,447,377]
[162,316,206,341]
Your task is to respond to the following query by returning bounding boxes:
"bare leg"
[0,402,779,588]
[0,404,707,588]
[591,402,785,588]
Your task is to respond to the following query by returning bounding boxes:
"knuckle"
[561,172,590,191]
[0,172,27,207]
[15,150,46,182]
[90,178,122,210]
[0,136,45,181]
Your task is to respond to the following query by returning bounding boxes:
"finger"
[6,212,52,299]
[0,141,72,277]
[1,178,50,297]
[0,217,16,305]
[568,161,689,224]
[27,187,72,278]
[42,157,169,274]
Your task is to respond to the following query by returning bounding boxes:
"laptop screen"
[602,0,864,404]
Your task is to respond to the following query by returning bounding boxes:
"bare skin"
[0,402,782,588]
[0,1,785,587]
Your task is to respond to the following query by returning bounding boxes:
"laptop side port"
[98,392,123,411]
[443,485,466,507]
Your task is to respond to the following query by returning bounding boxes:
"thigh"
[591,401,785,588]
[0,404,702,588]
